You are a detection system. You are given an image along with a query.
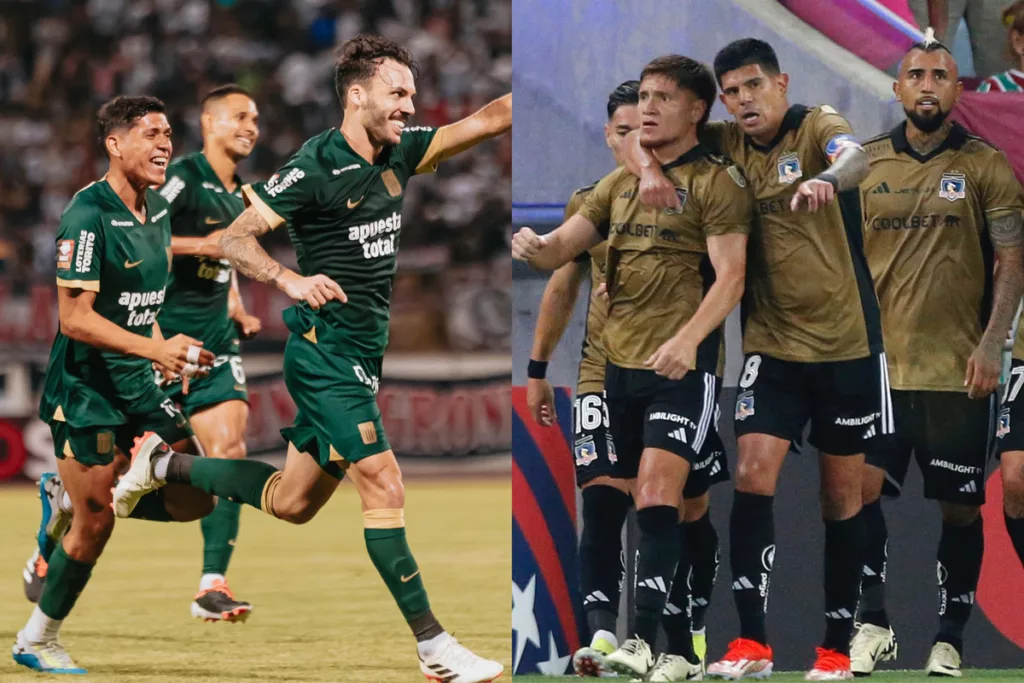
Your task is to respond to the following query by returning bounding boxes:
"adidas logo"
[825,608,853,619]
[959,480,978,494]
[639,576,669,593]
[862,565,877,577]
[732,576,755,590]
[872,182,891,194]
[425,662,458,682]
[663,601,684,615]
[863,424,876,439]
[668,428,687,443]
[691,597,709,607]
[709,460,722,476]
[583,590,611,605]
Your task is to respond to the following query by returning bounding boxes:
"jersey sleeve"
[810,106,863,164]
[157,166,193,223]
[979,150,1024,218]
[701,164,753,238]
[395,126,441,175]
[55,205,104,292]
[241,154,327,230]
[576,170,621,239]
[564,190,593,262]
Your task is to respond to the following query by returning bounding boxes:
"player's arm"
[791,109,869,212]
[413,94,511,173]
[624,129,679,210]
[512,214,603,270]
[228,269,261,338]
[171,231,224,258]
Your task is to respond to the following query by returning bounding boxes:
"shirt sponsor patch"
[824,134,863,164]
[57,239,74,270]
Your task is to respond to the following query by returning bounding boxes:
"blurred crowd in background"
[0,0,511,351]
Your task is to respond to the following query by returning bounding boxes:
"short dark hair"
[905,37,953,58]
[201,84,253,110]
[334,34,418,107]
[640,55,717,129]
[96,95,166,147]
[607,80,640,119]
[713,38,781,84]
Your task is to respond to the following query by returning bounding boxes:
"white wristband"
[186,345,201,364]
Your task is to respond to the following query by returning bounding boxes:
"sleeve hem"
[241,184,286,230]
[56,278,100,292]
[414,127,448,175]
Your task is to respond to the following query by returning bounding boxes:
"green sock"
[39,544,94,620]
[176,455,279,512]
[128,490,173,522]
[365,527,434,626]
[201,498,241,574]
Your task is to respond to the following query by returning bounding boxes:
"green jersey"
[40,180,173,428]
[243,126,442,357]
[157,152,243,356]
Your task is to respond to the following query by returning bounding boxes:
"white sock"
[60,491,72,512]
[416,631,451,659]
[199,573,225,592]
[152,453,172,482]
[591,629,617,649]
[23,606,62,643]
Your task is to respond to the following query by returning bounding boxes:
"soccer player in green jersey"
[112,35,511,682]
[12,95,217,675]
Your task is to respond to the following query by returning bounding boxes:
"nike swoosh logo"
[347,196,364,209]
[124,259,144,268]
[205,217,222,225]
[400,569,420,583]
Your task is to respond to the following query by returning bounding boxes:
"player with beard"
[109,35,510,682]
[851,37,1024,677]
[625,39,884,680]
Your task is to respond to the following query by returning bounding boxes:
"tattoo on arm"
[989,212,1024,249]
[825,148,870,192]
[220,207,283,285]
[985,243,1024,346]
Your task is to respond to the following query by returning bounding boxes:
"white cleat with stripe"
[419,634,503,682]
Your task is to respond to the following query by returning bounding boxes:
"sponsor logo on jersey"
[664,188,688,215]
[777,152,802,184]
[939,172,966,201]
[57,240,73,270]
[834,412,879,426]
[648,411,696,428]
[201,181,226,194]
[693,451,718,471]
[928,458,983,475]
[403,126,434,133]
[869,214,959,231]
[332,164,361,175]
[348,211,402,259]
[159,176,186,202]
[118,287,167,327]
[150,208,168,223]
[824,134,863,164]
[265,167,305,198]
[574,435,597,466]
[75,230,96,272]
[736,391,755,420]
[111,220,134,227]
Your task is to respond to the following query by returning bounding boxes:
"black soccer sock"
[663,523,697,661]
[823,513,866,654]
[730,491,774,645]
[684,509,719,631]
[859,499,890,628]
[632,505,681,646]
[1006,513,1024,568]
[936,516,984,653]
[579,485,631,639]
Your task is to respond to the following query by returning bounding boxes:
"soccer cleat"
[572,635,617,677]
[191,579,253,623]
[805,648,853,681]
[112,432,169,518]
[924,642,962,677]
[23,548,47,604]
[12,630,86,675]
[707,638,773,680]
[605,637,655,677]
[693,629,708,670]
[850,622,898,676]
[648,653,705,681]
[418,634,504,682]
[37,473,72,561]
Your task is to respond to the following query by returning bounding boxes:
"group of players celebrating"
[514,34,1024,682]
[12,34,511,683]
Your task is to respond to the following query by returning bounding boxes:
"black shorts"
[866,390,994,505]
[733,352,893,456]
[572,391,620,486]
[998,359,1024,455]
[604,363,728,498]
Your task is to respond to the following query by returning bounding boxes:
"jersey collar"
[890,120,968,163]
[333,128,394,167]
[745,104,810,152]
[660,143,712,172]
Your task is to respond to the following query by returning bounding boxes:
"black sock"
[1006,513,1024,568]
[165,451,195,483]
[684,509,719,631]
[823,513,866,654]
[859,499,889,628]
[936,516,983,653]
[579,485,631,638]
[730,491,774,645]
[632,506,680,646]
[663,523,696,661]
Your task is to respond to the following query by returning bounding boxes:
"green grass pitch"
[0,478,511,682]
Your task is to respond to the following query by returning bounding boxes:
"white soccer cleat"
[648,653,705,681]
[12,630,86,674]
[572,643,617,677]
[707,638,774,680]
[418,634,503,683]
[850,622,898,676]
[112,432,169,518]
[605,637,655,677]
[924,642,961,678]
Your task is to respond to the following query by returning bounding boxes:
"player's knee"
[940,501,980,526]
[683,492,709,522]
[734,456,775,495]
[209,438,246,460]
[1004,457,1024,516]
[861,465,885,505]
[819,481,861,520]
[272,494,317,524]
[367,469,405,509]
[634,476,678,509]
[65,510,114,560]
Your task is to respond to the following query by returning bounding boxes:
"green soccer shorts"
[51,384,194,468]
[159,354,249,416]
[280,332,390,479]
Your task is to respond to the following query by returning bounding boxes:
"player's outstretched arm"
[511,214,602,270]
[417,93,511,170]
[527,261,588,426]
[220,205,347,310]
[790,146,870,212]
[57,287,214,374]
[645,233,747,380]
[228,270,261,338]
[170,231,225,258]
[966,212,1024,398]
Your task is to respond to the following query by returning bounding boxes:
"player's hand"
[201,229,225,258]
[645,334,697,380]
[234,313,262,339]
[153,335,214,394]
[639,168,680,211]
[512,227,546,262]
[527,377,557,427]
[965,339,1002,399]
[277,270,347,310]
[790,178,835,212]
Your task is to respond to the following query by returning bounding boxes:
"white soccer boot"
[648,653,705,681]
[924,642,962,677]
[418,634,504,682]
[111,431,169,518]
[605,637,655,678]
[850,622,898,676]
[12,630,86,674]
